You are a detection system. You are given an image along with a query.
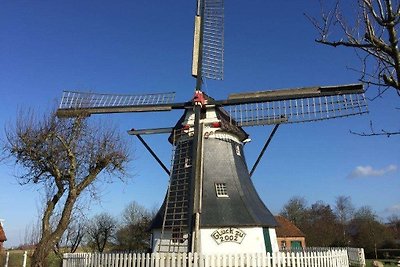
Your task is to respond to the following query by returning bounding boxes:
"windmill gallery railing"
[62,247,365,267]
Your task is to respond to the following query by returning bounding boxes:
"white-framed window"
[215,183,229,198]
[184,157,192,168]
[235,145,241,156]
[172,230,185,244]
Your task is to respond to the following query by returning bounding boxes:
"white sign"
[211,227,246,245]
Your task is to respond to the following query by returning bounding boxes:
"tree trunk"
[30,193,76,267]
[31,238,54,267]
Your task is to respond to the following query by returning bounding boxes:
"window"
[290,240,302,249]
[281,240,287,248]
[184,157,192,168]
[172,230,185,243]
[215,183,229,198]
[235,145,241,156]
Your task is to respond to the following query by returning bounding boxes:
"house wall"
[0,222,6,251]
[277,237,306,250]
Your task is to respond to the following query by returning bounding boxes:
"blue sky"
[0,1,398,247]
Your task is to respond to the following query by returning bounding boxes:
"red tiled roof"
[0,225,7,242]
[275,215,305,238]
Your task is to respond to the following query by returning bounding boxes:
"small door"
[263,228,273,253]
[290,240,302,249]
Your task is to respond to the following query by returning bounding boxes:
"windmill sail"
[202,0,224,80]
[192,0,224,80]
[221,84,368,126]
[57,91,178,117]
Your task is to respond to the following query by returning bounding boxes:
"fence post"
[4,252,9,267]
[62,254,67,267]
[359,248,366,267]
[22,251,27,267]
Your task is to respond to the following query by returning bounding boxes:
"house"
[274,215,306,250]
[0,220,7,250]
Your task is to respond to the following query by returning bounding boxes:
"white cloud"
[384,204,400,214]
[348,164,397,178]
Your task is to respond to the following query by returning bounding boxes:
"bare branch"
[350,120,400,136]
[307,0,400,94]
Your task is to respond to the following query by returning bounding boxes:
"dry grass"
[365,259,399,267]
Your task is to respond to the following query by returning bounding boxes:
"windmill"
[56,0,368,255]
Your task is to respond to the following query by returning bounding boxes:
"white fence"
[63,248,365,267]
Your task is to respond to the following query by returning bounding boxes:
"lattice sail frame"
[57,91,176,117]
[59,91,175,109]
[225,86,368,126]
[202,0,224,80]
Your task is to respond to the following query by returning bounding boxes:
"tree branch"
[307,0,400,94]
[350,121,400,137]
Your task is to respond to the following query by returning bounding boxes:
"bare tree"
[350,206,392,257]
[2,110,129,267]
[280,196,308,226]
[334,195,355,245]
[122,201,151,225]
[116,201,153,252]
[23,218,42,247]
[387,214,400,242]
[280,198,342,246]
[306,0,400,136]
[86,213,117,252]
[303,201,340,247]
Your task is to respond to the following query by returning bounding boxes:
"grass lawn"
[0,250,30,267]
[0,250,62,267]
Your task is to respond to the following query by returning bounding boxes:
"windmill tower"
[56,0,368,255]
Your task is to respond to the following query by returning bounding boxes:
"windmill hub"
[193,90,208,107]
